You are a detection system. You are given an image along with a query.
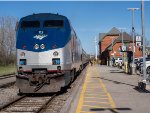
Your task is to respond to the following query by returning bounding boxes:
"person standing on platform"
[112,57,115,66]
[90,60,93,66]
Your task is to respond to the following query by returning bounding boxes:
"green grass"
[0,65,16,76]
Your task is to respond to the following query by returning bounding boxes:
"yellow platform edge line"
[98,73,118,112]
[75,66,90,113]
[83,104,108,108]
[85,87,101,89]
[84,97,109,99]
[84,95,107,97]
[84,101,110,104]
[80,111,96,113]
[84,94,107,96]
[76,66,117,113]
[84,92,106,94]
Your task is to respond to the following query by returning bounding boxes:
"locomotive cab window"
[43,20,64,28]
[21,21,40,28]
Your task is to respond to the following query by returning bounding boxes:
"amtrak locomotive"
[16,13,89,94]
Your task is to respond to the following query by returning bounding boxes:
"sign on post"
[136,35,142,47]
[122,45,126,51]
[136,36,141,42]
[136,42,141,47]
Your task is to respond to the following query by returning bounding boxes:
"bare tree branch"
[0,16,17,66]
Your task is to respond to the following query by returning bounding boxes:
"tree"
[0,16,17,66]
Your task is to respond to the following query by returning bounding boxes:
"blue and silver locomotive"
[16,13,88,94]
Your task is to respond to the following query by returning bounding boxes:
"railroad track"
[0,74,16,88]
[0,94,56,113]
[0,74,15,80]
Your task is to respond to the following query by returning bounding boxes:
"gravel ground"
[0,66,87,113]
[41,82,79,113]
[0,84,19,108]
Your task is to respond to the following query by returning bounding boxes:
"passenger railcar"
[16,13,88,94]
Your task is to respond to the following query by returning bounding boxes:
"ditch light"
[19,59,26,65]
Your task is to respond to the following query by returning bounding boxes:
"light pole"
[138,0,147,90]
[118,28,126,62]
[128,8,139,74]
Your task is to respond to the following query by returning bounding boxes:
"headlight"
[20,52,25,57]
[40,44,45,49]
[53,51,59,56]
[34,44,39,50]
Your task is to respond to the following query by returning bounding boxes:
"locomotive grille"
[32,68,47,74]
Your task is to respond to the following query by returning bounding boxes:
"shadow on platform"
[134,86,150,93]
[93,77,136,87]
[92,77,150,93]
[109,70,120,72]
[109,69,124,73]
[90,107,132,113]
[110,71,124,73]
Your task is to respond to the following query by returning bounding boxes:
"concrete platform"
[67,65,150,113]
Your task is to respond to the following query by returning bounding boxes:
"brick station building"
[99,27,142,65]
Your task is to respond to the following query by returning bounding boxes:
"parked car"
[140,57,150,74]
[115,58,122,67]
[134,58,139,64]
[134,57,141,71]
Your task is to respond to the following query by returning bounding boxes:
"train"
[15,13,89,94]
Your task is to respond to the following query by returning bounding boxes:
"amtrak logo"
[33,30,48,40]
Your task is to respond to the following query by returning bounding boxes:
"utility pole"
[138,0,147,90]
[141,0,146,81]
[110,37,114,67]
[127,7,139,75]
[94,36,98,61]
[111,37,114,52]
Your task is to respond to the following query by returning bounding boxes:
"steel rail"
[36,94,57,113]
[0,81,16,88]
[0,95,26,111]
[0,94,57,113]
[0,74,15,80]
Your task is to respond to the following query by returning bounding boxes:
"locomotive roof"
[20,13,68,21]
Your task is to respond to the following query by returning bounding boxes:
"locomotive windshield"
[43,20,64,28]
[21,21,40,28]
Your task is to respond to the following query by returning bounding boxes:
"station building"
[99,27,142,65]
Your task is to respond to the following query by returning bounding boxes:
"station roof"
[107,27,120,35]
[99,33,106,41]
[99,27,120,43]
[115,32,132,42]
[106,32,132,51]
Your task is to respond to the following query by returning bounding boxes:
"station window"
[43,20,64,28]
[21,21,40,28]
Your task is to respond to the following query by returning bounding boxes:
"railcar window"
[21,21,40,28]
[44,20,64,28]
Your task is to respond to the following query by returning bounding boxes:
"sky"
[0,1,150,55]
